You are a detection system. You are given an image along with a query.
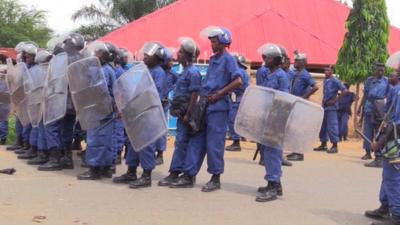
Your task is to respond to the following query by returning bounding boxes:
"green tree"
[0,0,52,47]
[335,0,389,132]
[72,0,176,41]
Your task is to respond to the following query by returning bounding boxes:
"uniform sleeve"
[256,68,263,86]
[188,68,202,92]
[336,79,346,92]
[278,73,290,93]
[152,69,166,98]
[305,72,316,87]
[226,55,241,81]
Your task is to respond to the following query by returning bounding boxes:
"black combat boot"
[18,145,38,159]
[365,205,390,221]
[113,167,137,184]
[225,140,241,152]
[101,165,115,178]
[37,149,63,171]
[257,182,283,196]
[327,143,338,154]
[0,138,6,145]
[169,174,195,188]
[158,171,180,186]
[287,153,304,161]
[371,215,400,225]
[365,156,384,168]
[256,181,282,202]
[201,174,221,192]
[129,170,152,189]
[27,150,49,165]
[313,142,328,152]
[60,148,74,169]
[14,142,30,155]
[77,166,102,180]
[6,136,23,151]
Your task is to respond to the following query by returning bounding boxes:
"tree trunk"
[352,83,361,138]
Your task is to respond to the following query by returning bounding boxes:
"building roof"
[100,0,400,66]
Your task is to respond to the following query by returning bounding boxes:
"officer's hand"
[183,114,190,125]
[208,91,222,104]
[325,99,336,106]
[371,142,381,152]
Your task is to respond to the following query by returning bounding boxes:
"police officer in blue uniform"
[364,71,400,225]
[77,42,117,180]
[358,63,391,167]
[314,66,347,154]
[39,33,85,171]
[169,27,242,192]
[13,44,36,156]
[19,50,52,160]
[158,37,201,187]
[338,83,355,141]
[155,47,176,166]
[113,42,167,188]
[286,52,318,161]
[225,53,249,152]
[255,44,289,202]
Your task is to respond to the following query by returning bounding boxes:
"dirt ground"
[0,138,383,225]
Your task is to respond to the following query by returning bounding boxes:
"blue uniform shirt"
[323,76,346,110]
[149,65,167,100]
[202,51,241,111]
[290,69,316,97]
[165,70,178,97]
[256,66,269,86]
[338,92,355,114]
[262,68,289,93]
[114,65,125,79]
[363,76,390,114]
[388,84,400,125]
[175,64,202,97]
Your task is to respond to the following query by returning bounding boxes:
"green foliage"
[336,0,389,84]
[72,0,176,41]
[0,0,52,47]
[7,116,15,145]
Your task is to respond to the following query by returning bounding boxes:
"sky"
[20,0,400,35]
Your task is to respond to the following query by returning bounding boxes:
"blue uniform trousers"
[16,118,23,138]
[363,113,379,154]
[0,120,8,140]
[85,117,116,167]
[155,107,168,152]
[183,110,228,176]
[169,119,190,173]
[60,114,75,150]
[125,141,156,171]
[379,160,400,216]
[338,112,350,140]
[319,110,340,144]
[262,145,283,182]
[44,120,62,151]
[228,102,241,141]
[29,127,39,147]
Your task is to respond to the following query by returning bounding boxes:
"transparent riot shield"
[25,64,48,127]
[113,63,167,151]
[234,86,324,153]
[67,56,113,130]
[7,62,27,109]
[42,52,68,125]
